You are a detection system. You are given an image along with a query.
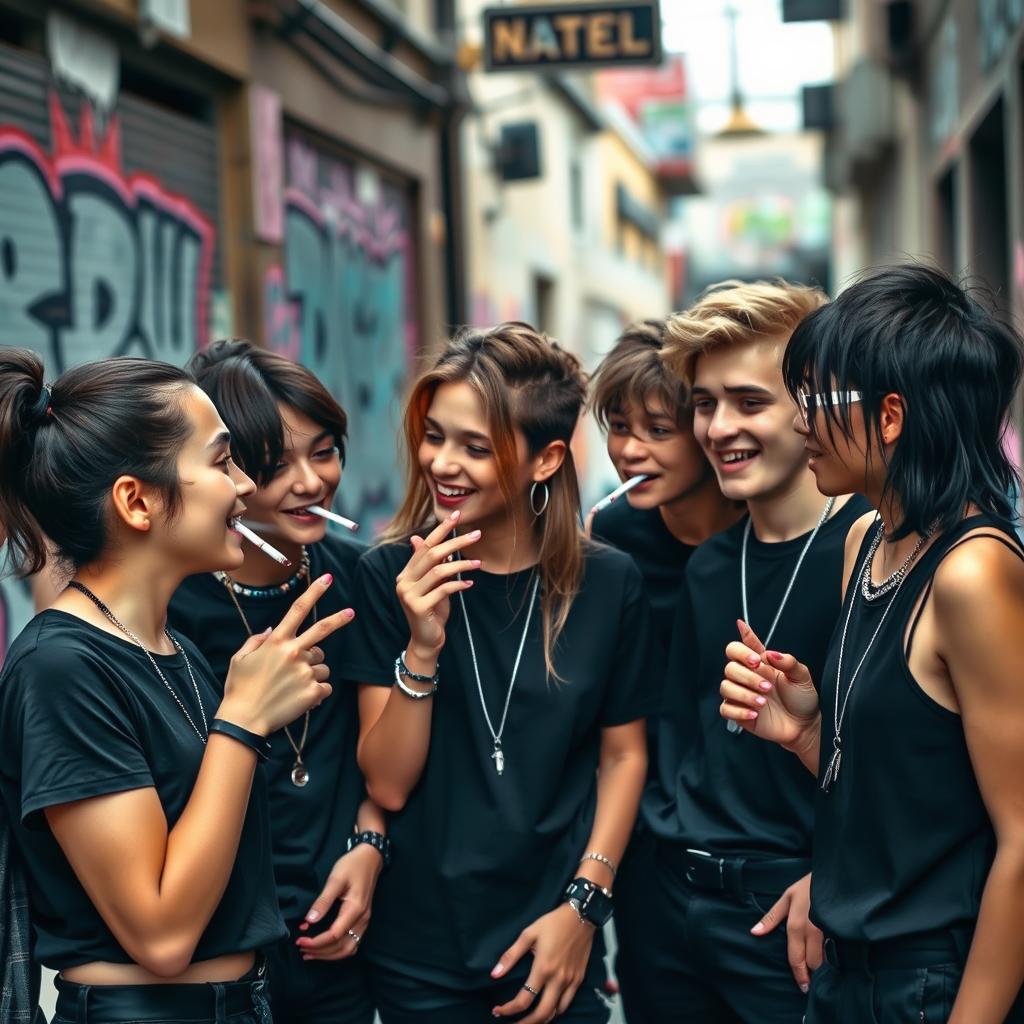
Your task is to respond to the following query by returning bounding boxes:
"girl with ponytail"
[345,323,659,1023]
[0,349,352,1023]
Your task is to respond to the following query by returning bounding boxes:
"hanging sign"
[483,2,662,72]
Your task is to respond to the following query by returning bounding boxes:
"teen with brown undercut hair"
[587,317,740,1018]
[344,323,659,1024]
[0,349,350,1024]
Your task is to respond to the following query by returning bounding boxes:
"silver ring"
[347,929,362,945]
[522,983,539,996]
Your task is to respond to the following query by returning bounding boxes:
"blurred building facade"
[809,0,1023,325]
[457,0,682,500]
[0,0,465,658]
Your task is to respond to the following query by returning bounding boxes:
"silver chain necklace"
[456,573,540,776]
[728,497,836,734]
[859,523,929,602]
[218,565,314,787]
[821,520,930,792]
[67,581,208,744]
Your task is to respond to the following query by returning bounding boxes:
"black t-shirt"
[590,500,695,654]
[0,610,284,970]
[168,533,365,923]
[343,541,659,982]
[643,496,871,857]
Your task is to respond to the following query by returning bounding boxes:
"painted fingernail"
[470,529,482,538]
[492,963,505,977]
[750,922,765,935]
[451,510,461,520]
[756,696,767,706]
[759,680,772,691]
[747,710,758,720]
[306,910,321,923]
[746,655,761,668]
[800,983,809,994]
[767,650,783,661]
[471,560,482,567]
[343,608,355,619]
[320,573,333,586]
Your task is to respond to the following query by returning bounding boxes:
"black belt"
[54,958,268,1022]
[823,927,972,973]
[664,844,810,897]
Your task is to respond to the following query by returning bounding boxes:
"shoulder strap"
[904,529,1024,660]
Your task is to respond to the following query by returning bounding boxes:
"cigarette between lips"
[590,475,650,515]
[308,505,359,532]
[231,519,292,566]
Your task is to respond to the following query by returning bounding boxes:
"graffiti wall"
[264,135,417,532]
[0,94,216,663]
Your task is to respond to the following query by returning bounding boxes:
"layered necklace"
[820,519,931,792]
[456,567,540,776]
[727,496,836,733]
[67,581,208,744]
[217,550,315,787]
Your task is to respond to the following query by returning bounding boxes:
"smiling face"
[239,403,342,550]
[163,387,255,574]
[418,380,534,530]
[605,396,711,509]
[691,336,809,502]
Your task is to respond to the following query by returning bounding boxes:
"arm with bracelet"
[356,512,480,811]
[295,797,391,962]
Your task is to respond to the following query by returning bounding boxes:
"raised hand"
[720,620,821,758]
[219,573,352,736]
[395,510,481,659]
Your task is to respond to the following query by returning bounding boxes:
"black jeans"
[614,838,809,1024]
[369,953,611,1024]
[806,937,1024,1023]
[263,923,373,1024]
[52,961,271,1024]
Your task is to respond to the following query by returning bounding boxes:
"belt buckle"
[684,848,726,889]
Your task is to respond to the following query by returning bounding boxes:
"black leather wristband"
[209,718,271,763]
[563,877,614,927]
[346,829,392,868]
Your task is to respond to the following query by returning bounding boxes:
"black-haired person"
[623,281,870,1024]
[169,339,380,1024]
[586,318,741,1016]
[0,350,350,1023]
[345,323,659,1024]
[722,264,1024,1023]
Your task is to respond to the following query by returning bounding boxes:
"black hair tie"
[28,385,51,425]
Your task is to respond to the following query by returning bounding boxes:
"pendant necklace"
[219,556,315,787]
[457,570,540,776]
[67,581,208,744]
[727,496,836,733]
[821,519,931,792]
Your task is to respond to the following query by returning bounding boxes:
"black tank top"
[811,514,1024,942]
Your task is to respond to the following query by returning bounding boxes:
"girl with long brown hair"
[345,323,658,1023]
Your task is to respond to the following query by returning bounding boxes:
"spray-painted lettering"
[265,139,416,532]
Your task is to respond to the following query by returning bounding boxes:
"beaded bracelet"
[397,649,439,684]
[579,851,617,878]
[393,656,438,700]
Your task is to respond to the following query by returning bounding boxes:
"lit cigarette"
[590,475,650,515]
[231,519,292,566]
[308,505,359,532]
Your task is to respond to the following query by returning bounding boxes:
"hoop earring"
[530,481,550,517]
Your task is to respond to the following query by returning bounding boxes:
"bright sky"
[662,0,835,133]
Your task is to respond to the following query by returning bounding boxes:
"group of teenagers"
[1,260,1024,1024]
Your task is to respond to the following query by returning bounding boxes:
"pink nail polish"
[756,696,767,706]
[747,655,761,668]
[748,710,758,720]
[759,681,772,692]
[321,573,333,586]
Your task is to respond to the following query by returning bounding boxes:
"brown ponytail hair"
[384,323,588,678]
[0,348,193,576]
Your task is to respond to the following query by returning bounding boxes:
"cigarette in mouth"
[590,475,650,515]
[231,519,292,566]
[307,505,359,532]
